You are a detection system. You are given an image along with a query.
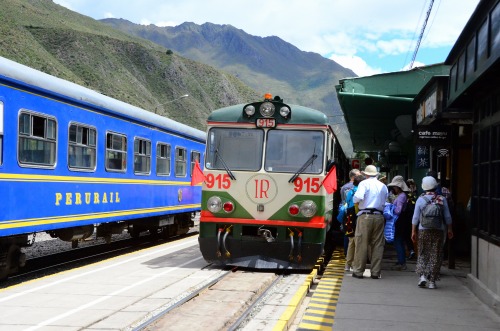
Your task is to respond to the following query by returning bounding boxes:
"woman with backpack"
[411,176,454,289]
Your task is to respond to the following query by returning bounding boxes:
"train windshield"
[206,128,264,171]
[265,130,324,174]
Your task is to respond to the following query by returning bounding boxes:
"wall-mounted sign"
[415,125,451,146]
[416,89,437,125]
[416,145,430,169]
[350,159,360,169]
[437,148,450,157]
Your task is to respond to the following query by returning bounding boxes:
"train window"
[175,147,187,177]
[156,143,171,176]
[190,151,201,176]
[18,111,57,167]
[265,130,324,174]
[134,138,151,175]
[206,128,263,171]
[68,123,96,171]
[106,132,127,172]
[0,102,3,165]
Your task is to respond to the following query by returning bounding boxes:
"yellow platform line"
[294,248,347,331]
[273,249,348,331]
[301,315,335,324]
[297,322,332,331]
[304,308,336,318]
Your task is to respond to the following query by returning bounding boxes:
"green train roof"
[207,102,329,126]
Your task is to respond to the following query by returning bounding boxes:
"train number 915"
[293,177,321,193]
[206,173,231,189]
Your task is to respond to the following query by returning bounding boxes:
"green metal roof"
[335,64,449,153]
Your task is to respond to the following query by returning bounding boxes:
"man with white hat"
[352,165,388,279]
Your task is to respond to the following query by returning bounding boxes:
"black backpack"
[343,206,357,237]
[419,195,444,229]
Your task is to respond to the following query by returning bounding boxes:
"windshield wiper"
[289,154,318,183]
[215,149,236,180]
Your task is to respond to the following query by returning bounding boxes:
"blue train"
[0,56,206,279]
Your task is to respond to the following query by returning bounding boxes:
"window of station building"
[477,19,488,67]
[134,137,151,174]
[493,3,500,50]
[472,92,500,241]
[190,150,201,177]
[156,142,171,176]
[458,52,466,84]
[0,102,3,165]
[18,111,57,167]
[68,123,96,171]
[466,37,476,81]
[175,146,187,177]
[106,132,127,172]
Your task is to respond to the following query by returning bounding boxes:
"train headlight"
[244,105,256,117]
[279,106,290,118]
[207,196,223,213]
[288,204,300,216]
[223,201,234,213]
[300,200,317,217]
[259,102,275,117]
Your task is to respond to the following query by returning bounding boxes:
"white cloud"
[155,21,178,27]
[401,60,426,71]
[330,54,382,77]
[376,39,413,56]
[104,12,115,19]
[53,0,481,74]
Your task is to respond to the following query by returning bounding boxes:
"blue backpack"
[383,203,398,243]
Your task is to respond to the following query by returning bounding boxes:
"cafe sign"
[415,125,451,146]
[416,89,438,125]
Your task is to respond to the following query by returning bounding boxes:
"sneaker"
[344,264,351,271]
[408,251,416,260]
[370,274,381,279]
[428,281,436,289]
[418,275,427,288]
[352,273,364,279]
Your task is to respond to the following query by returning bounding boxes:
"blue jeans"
[393,235,406,265]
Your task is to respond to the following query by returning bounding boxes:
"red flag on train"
[322,165,337,194]
[191,160,206,186]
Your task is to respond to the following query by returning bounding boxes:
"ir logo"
[245,174,278,204]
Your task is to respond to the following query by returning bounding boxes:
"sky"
[53,0,480,77]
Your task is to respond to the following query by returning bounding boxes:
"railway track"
[132,269,286,331]
[0,234,319,330]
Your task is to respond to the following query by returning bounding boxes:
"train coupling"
[258,227,275,242]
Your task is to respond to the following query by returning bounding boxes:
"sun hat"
[421,176,438,191]
[362,165,379,177]
[387,175,410,192]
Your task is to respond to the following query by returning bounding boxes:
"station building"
[335,0,499,315]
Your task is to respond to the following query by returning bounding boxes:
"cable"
[410,0,435,69]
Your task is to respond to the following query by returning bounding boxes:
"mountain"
[0,0,261,130]
[101,19,356,154]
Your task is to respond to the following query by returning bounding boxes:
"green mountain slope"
[101,19,355,153]
[0,0,260,130]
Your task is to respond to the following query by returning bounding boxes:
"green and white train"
[198,94,348,269]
